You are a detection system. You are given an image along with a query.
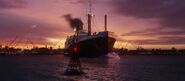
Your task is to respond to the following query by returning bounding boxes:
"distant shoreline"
[0,53,185,56]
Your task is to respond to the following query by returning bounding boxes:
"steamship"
[64,1,116,58]
[64,14,116,58]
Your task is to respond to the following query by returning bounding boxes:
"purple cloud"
[122,29,185,36]
[110,0,185,29]
[110,0,185,45]
[132,36,185,45]
[122,27,185,45]
[0,13,68,45]
[0,0,27,8]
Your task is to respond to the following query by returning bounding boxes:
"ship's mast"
[88,0,92,35]
[89,0,92,14]
[104,14,107,31]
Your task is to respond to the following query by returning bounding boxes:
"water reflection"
[1,55,185,81]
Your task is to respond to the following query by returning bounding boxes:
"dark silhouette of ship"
[64,1,116,58]
[64,15,116,58]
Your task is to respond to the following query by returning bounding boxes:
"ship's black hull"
[65,36,116,58]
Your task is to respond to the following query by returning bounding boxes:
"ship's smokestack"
[104,14,107,31]
[88,14,92,35]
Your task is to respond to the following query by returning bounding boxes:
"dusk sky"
[0,0,185,49]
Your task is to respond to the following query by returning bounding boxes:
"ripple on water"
[1,55,185,81]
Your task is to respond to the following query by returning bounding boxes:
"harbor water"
[0,54,185,81]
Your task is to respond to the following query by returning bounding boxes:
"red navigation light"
[74,47,77,52]
[72,46,79,53]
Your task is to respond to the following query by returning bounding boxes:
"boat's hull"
[65,36,116,58]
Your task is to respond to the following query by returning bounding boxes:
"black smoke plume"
[63,14,83,31]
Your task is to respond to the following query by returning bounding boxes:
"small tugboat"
[64,0,116,58]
